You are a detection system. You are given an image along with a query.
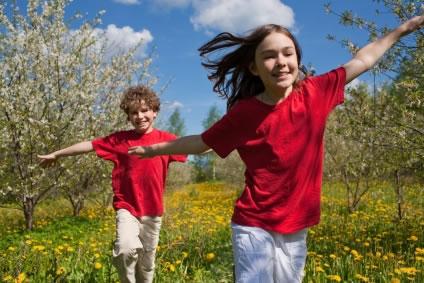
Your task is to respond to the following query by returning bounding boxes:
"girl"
[128,15,424,282]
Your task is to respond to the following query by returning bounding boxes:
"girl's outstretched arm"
[343,14,424,84]
[38,141,94,168]
[128,135,210,158]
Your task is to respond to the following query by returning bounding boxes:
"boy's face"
[128,100,157,134]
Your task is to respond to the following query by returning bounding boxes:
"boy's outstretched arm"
[38,141,94,168]
[343,14,424,84]
[128,135,210,158]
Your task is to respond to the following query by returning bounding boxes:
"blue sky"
[27,0,402,134]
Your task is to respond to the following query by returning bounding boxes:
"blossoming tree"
[0,0,155,229]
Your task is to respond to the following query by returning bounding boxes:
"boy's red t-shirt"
[92,129,187,217]
[201,67,346,234]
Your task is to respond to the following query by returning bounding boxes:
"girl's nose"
[276,54,286,67]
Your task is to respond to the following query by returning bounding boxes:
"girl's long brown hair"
[199,24,303,110]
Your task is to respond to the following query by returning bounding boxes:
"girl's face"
[249,31,299,96]
[128,100,157,134]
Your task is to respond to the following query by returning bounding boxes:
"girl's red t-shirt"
[201,67,346,234]
[92,129,187,217]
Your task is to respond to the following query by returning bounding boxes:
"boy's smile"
[128,101,157,134]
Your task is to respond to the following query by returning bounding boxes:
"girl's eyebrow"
[260,46,295,54]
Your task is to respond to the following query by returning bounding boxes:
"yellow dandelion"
[32,245,46,252]
[399,267,418,276]
[355,274,370,282]
[7,246,16,252]
[391,279,400,283]
[351,249,359,257]
[316,266,325,272]
[56,267,66,275]
[2,275,13,282]
[205,252,215,262]
[182,251,188,259]
[168,264,176,272]
[94,262,102,270]
[15,273,26,283]
[408,235,418,241]
[415,248,424,255]
[330,254,337,259]
[326,274,342,282]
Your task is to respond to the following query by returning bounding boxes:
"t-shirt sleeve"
[91,133,118,161]
[309,66,346,115]
[201,103,248,158]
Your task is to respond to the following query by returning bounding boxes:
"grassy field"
[0,182,422,282]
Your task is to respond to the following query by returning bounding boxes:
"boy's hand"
[37,154,58,168]
[128,146,153,158]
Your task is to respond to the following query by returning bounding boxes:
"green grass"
[0,182,422,282]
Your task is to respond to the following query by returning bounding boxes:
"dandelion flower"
[326,274,342,282]
[205,252,215,262]
[408,235,418,241]
[168,264,176,272]
[56,267,66,275]
[16,273,26,283]
[94,262,102,270]
[316,266,324,272]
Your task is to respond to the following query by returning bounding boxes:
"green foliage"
[0,0,155,229]
[165,108,186,137]
[324,0,424,216]
[0,182,423,282]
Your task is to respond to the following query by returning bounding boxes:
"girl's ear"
[153,112,157,119]
[249,62,259,76]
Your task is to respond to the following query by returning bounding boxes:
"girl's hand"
[37,154,58,168]
[128,146,153,158]
[401,13,424,35]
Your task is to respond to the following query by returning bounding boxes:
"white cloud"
[190,0,294,34]
[164,100,184,111]
[150,0,295,34]
[113,0,141,5]
[94,24,153,58]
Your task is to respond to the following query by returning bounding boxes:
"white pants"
[232,223,307,283]
[112,209,162,283]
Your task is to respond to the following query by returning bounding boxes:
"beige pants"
[112,209,162,283]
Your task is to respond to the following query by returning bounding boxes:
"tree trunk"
[73,197,84,217]
[23,196,35,230]
[394,170,404,220]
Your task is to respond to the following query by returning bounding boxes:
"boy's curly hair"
[120,85,160,115]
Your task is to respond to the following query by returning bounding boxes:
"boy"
[38,85,187,283]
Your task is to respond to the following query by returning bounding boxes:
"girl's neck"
[258,86,293,105]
